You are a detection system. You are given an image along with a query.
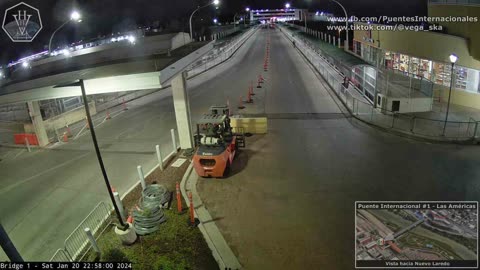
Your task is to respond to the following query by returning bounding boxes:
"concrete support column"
[27,101,49,147]
[338,38,341,48]
[172,71,193,149]
[333,37,336,47]
[328,35,331,44]
[321,32,324,40]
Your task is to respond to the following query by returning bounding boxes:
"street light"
[189,0,220,40]
[329,0,349,50]
[285,3,307,31]
[442,53,458,136]
[48,10,82,53]
[54,80,129,231]
[213,18,218,24]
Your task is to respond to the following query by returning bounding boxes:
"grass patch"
[85,153,218,270]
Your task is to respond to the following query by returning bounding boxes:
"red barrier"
[14,134,39,145]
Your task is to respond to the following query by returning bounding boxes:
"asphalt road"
[196,27,480,269]
[1,26,479,269]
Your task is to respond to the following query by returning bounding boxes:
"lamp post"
[330,0,349,50]
[442,53,458,136]
[54,80,128,231]
[245,7,250,25]
[189,0,220,40]
[286,3,307,32]
[48,11,82,53]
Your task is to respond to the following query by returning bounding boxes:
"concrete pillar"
[172,71,193,149]
[321,32,324,41]
[338,38,341,48]
[27,101,49,147]
[333,37,336,47]
[328,35,331,44]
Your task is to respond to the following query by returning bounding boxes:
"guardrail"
[186,27,258,78]
[49,201,112,262]
[279,25,480,142]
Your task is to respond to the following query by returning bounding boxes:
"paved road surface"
[196,27,480,269]
[1,27,479,269]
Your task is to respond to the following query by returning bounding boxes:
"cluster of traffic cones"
[237,36,270,110]
[264,36,271,72]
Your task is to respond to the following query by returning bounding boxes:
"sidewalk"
[284,23,480,142]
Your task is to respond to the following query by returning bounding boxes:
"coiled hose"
[132,184,170,235]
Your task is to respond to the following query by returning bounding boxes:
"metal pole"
[0,223,23,262]
[48,20,70,53]
[442,62,455,136]
[79,79,127,230]
[331,0,348,50]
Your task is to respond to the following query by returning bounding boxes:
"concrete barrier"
[231,117,267,134]
[43,102,97,131]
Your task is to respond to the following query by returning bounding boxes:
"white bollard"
[25,137,31,152]
[113,192,126,222]
[333,38,336,47]
[85,228,101,254]
[338,38,341,48]
[171,129,177,153]
[156,145,164,171]
[137,165,146,190]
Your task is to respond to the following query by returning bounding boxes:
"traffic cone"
[122,98,128,111]
[246,90,253,103]
[63,132,68,142]
[238,96,245,109]
[106,110,111,120]
[65,125,72,137]
[257,79,262,88]
[111,185,116,193]
[249,85,255,96]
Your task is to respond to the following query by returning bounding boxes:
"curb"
[180,162,242,270]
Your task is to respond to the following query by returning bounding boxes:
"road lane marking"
[0,152,90,195]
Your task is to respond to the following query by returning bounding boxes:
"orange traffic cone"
[238,96,245,109]
[63,132,68,142]
[246,90,253,103]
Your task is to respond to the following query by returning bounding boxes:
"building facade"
[352,0,480,109]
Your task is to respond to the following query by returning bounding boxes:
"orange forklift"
[192,105,245,178]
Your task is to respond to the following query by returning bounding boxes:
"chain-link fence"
[279,25,480,142]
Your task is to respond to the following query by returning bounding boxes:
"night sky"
[0,0,428,65]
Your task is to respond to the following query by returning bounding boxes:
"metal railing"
[280,25,480,142]
[429,0,480,5]
[50,201,112,262]
[186,27,257,78]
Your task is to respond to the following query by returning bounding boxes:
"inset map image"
[355,202,478,268]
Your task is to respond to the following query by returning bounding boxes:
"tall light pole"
[189,0,220,40]
[286,3,307,31]
[442,53,458,136]
[48,10,82,53]
[54,80,128,231]
[245,7,250,25]
[330,0,348,50]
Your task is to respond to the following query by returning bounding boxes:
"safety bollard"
[188,192,195,226]
[176,182,183,213]
[171,129,177,153]
[63,132,68,143]
[137,165,146,190]
[25,137,31,152]
[113,191,126,221]
[156,145,164,171]
[85,228,101,254]
[106,110,111,120]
